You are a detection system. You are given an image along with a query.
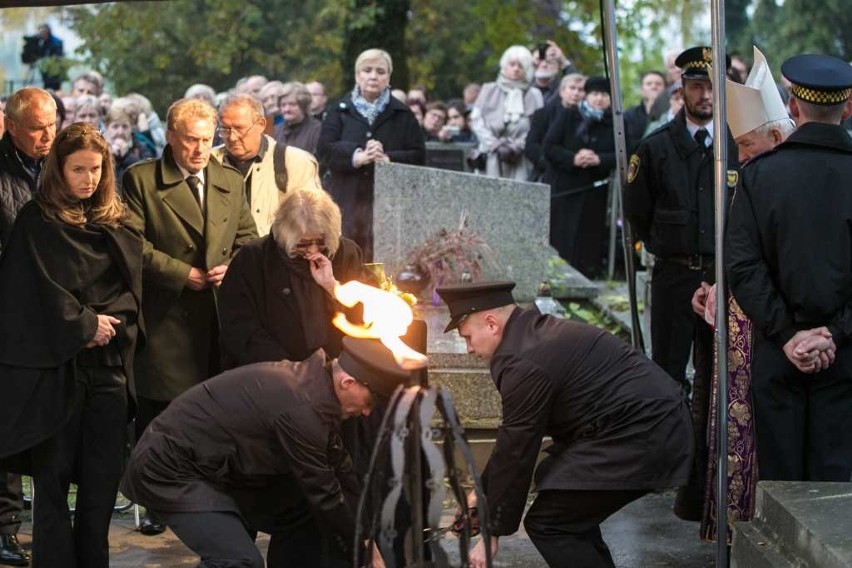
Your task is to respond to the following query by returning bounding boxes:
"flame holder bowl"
[353,367,492,568]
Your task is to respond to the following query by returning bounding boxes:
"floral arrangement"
[379,272,418,307]
[402,213,500,298]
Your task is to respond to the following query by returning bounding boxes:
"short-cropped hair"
[271,189,342,257]
[355,48,393,76]
[219,93,265,121]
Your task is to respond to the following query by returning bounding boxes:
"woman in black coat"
[218,189,364,369]
[543,76,616,279]
[318,47,425,261]
[0,123,143,568]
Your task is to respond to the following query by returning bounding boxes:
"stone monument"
[372,162,550,302]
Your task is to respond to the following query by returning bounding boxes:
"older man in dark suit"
[122,97,258,534]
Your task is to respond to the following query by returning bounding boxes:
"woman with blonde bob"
[318,47,425,261]
[0,122,143,567]
[218,189,364,368]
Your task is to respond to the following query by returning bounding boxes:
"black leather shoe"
[0,534,30,567]
[139,511,166,536]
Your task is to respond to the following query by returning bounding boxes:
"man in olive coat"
[122,97,258,533]
[437,282,692,568]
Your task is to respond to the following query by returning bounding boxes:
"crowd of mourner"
[0,34,851,568]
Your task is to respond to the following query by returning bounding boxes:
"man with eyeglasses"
[212,94,323,237]
[122,97,258,536]
[0,86,57,567]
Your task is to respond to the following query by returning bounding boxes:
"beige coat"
[212,135,323,237]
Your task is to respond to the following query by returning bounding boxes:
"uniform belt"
[661,254,715,271]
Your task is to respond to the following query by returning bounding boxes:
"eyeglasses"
[294,237,326,250]
[217,119,260,140]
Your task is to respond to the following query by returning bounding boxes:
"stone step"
[428,368,500,429]
[731,520,797,568]
[731,481,852,568]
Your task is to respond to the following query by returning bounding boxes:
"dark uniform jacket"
[218,235,364,368]
[0,201,143,468]
[122,149,258,400]
[623,109,738,258]
[483,307,693,536]
[120,351,359,552]
[726,122,852,348]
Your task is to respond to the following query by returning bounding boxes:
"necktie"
[694,128,710,150]
[186,175,202,210]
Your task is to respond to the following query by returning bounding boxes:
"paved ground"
[14,490,715,567]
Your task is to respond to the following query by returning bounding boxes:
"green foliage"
[64,0,690,112]
[565,301,629,340]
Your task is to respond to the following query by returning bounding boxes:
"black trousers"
[650,260,714,392]
[159,511,264,568]
[158,504,350,568]
[0,472,23,537]
[30,365,127,568]
[752,336,852,481]
[523,489,648,567]
[651,260,714,521]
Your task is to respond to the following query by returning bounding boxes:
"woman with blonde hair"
[218,188,364,368]
[0,122,143,567]
[318,47,425,261]
[470,45,543,180]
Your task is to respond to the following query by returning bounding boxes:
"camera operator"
[21,24,64,91]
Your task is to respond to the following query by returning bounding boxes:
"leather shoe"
[139,511,166,536]
[0,534,30,567]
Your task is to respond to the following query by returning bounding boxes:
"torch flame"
[333,280,428,369]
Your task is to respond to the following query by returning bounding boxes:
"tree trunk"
[343,0,411,91]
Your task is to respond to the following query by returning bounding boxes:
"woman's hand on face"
[86,314,121,348]
[111,138,130,158]
[306,251,337,294]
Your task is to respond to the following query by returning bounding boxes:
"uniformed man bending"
[436,282,693,568]
[726,54,852,482]
[121,338,407,568]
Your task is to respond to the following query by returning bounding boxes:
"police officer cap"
[676,46,731,80]
[435,281,516,333]
[338,337,411,397]
[781,54,852,106]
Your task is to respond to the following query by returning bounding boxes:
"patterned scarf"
[578,99,605,121]
[351,86,391,125]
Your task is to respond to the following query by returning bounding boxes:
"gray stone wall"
[372,162,550,301]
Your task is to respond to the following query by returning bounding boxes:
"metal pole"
[709,2,729,565]
[602,0,645,353]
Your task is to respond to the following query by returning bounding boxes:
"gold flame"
[333,281,428,369]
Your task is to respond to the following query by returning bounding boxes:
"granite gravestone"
[372,162,549,301]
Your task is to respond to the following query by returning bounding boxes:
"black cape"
[0,201,143,470]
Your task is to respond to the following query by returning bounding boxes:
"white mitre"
[727,46,789,138]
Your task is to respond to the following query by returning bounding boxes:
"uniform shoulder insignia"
[627,154,641,183]
[726,170,738,188]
